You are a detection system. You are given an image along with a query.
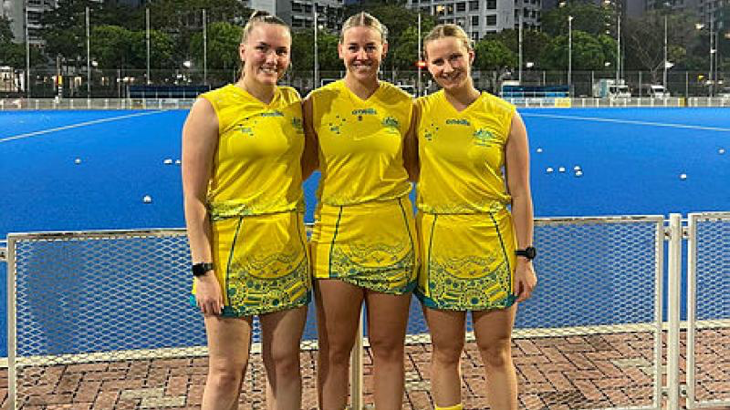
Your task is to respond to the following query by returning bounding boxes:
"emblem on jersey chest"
[291,118,304,132]
[382,116,400,133]
[473,128,496,146]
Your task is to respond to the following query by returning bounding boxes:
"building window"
[291,1,302,13]
[471,31,479,41]
[487,0,497,10]
[456,2,466,12]
[469,1,479,11]
[486,14,497,26]
[471,15,479,26]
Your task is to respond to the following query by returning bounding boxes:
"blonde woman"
[182,11,310,409]
[302,12,418,410]
[412,24,537,410]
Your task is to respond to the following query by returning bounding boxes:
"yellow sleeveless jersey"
[416,90,516,214]
[309,80,413,206]
[200,84,305,220]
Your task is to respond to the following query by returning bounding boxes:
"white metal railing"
[686,212,730,409]
[3,213,728,409]
[2,97,730,111]
[0,98,196,111]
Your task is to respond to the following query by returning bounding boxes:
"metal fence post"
[667,213,682,410]
[349,307,364,409]
[7,236,17,410]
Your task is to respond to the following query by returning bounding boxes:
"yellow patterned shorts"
[192,211,311,317]
[311,197,418,295]
[416,209,517,311]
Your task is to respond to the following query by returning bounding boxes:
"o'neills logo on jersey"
[446,118,471,126]
[352,108,377,116]
[260,110,285,117]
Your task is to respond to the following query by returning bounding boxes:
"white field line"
[0,110,166,144]
[522,112,730,133]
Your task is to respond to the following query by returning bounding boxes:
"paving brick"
[54,372,82,394]
[166,375,189,397]
[140,396,186,408]
[75,380,102,402]
[64,363,109,373]
[93,390,119,410]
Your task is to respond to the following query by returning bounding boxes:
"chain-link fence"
[687,212,730,409]
[2,69,728,99]
[5,229,318,409]
[5,215,679,409]
[388,216,665,409]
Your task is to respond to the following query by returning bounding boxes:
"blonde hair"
[241,10,290,44]
[340,12,388,44]
[423,24,473,57]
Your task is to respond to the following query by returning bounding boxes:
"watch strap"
[192,262,215,277]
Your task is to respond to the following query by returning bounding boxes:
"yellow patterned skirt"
[192,211,311,317]
[311,197,418,294]
[416,208,517,311]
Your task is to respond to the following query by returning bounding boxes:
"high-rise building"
[406,0,542,41]
[545,0,646,18]
[0,0,53,44]
[275,0,344,32]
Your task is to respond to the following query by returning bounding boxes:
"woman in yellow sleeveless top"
[411,25,537,410]
[182,12,310,409]
[302,12,418,409]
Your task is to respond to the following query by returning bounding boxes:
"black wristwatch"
[192,262,215,277]
[515,246,537,261]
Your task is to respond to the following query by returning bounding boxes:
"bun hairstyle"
[241,10,290,44]
[423,24,473,57]
[340,12,388,44]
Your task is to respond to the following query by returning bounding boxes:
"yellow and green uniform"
[416,90,518,311]
[193,84,311,317]
[309,80,417,294]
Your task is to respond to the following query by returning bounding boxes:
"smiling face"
[425,36,475,92]
[339,26,388,83]
[239,23,291,86]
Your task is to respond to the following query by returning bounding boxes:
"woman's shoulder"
[415,89,443,110]
[307,80,343,100]
[378,81,414,104]
[480,91,516,115]
[277,85,303,103]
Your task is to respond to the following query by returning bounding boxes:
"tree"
[130,30,175,69]
[539,31,617,71]
[541,1,615,37]
[484,29,550,69]
[40,0,103,63]
[189,22,241,70]
[473,39,517,72]
[291,29,340,73]
[623,10,697,82]
[90,25,134,69]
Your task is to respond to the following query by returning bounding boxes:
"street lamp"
[696,21,717,97]
[568,15,573,91]
[518,13,523,84]
[663,14,668,89]
[313,3,319,89]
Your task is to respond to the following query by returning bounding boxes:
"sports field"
[1,107,729,359]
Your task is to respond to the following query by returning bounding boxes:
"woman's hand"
[195,273,224,316]
[514,259,537,303]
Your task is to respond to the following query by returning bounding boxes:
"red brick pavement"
[1,329,729,409]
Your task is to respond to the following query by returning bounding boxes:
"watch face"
[526,247,536,259]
